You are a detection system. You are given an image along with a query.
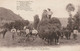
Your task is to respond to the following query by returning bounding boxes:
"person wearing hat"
[32,28,38,36]
[47,8,53,19]
[11,27,16,40]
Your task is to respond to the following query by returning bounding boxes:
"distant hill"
[0,7,24,27]
[0,7,23,21]
[59,18,68,27]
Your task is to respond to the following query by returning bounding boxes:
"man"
[47,8,53,19]
[42,10,48,20]
[11,27,16,40]
[32,28,38,36]
[17,29,20,36]
[25,28,30,37]
[73,29,78,40]
[23,26,27,30]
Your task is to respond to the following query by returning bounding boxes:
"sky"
[0,0,80,21]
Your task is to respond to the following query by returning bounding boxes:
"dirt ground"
[0,31,80,47]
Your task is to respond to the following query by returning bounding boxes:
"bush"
[3,20,30,30]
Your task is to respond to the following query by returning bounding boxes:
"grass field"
[0,31,80,47]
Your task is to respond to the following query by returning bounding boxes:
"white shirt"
[11,28,16,33]
[32,29,38,34]
[73,30,78,34]
[25,29,29,34]
[23,26,26,30]
[17,30,20,33]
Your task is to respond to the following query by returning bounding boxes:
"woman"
[42,10,48,20]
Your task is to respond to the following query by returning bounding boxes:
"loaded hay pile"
[37,15,61,44]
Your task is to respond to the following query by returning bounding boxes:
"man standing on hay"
[47,8,53,19]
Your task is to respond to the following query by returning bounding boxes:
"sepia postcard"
[0,0,80,51]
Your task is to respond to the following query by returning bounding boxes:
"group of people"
[42,8,53,19]
[11,26,38,40]
[23,26,38,36]
[8,26,79,45]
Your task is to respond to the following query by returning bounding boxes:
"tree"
[67,5,80,31]
[3,22,15,30]
[72,12,80,30]
[67,17,73,31]
[22,20,30,26]
[66,3,75,17]
[66,3,75,31]
[3,20,30,30]
[33,15,40,29]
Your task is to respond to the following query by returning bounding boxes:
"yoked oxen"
[38,29,61,45]
[61,28,72,40]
